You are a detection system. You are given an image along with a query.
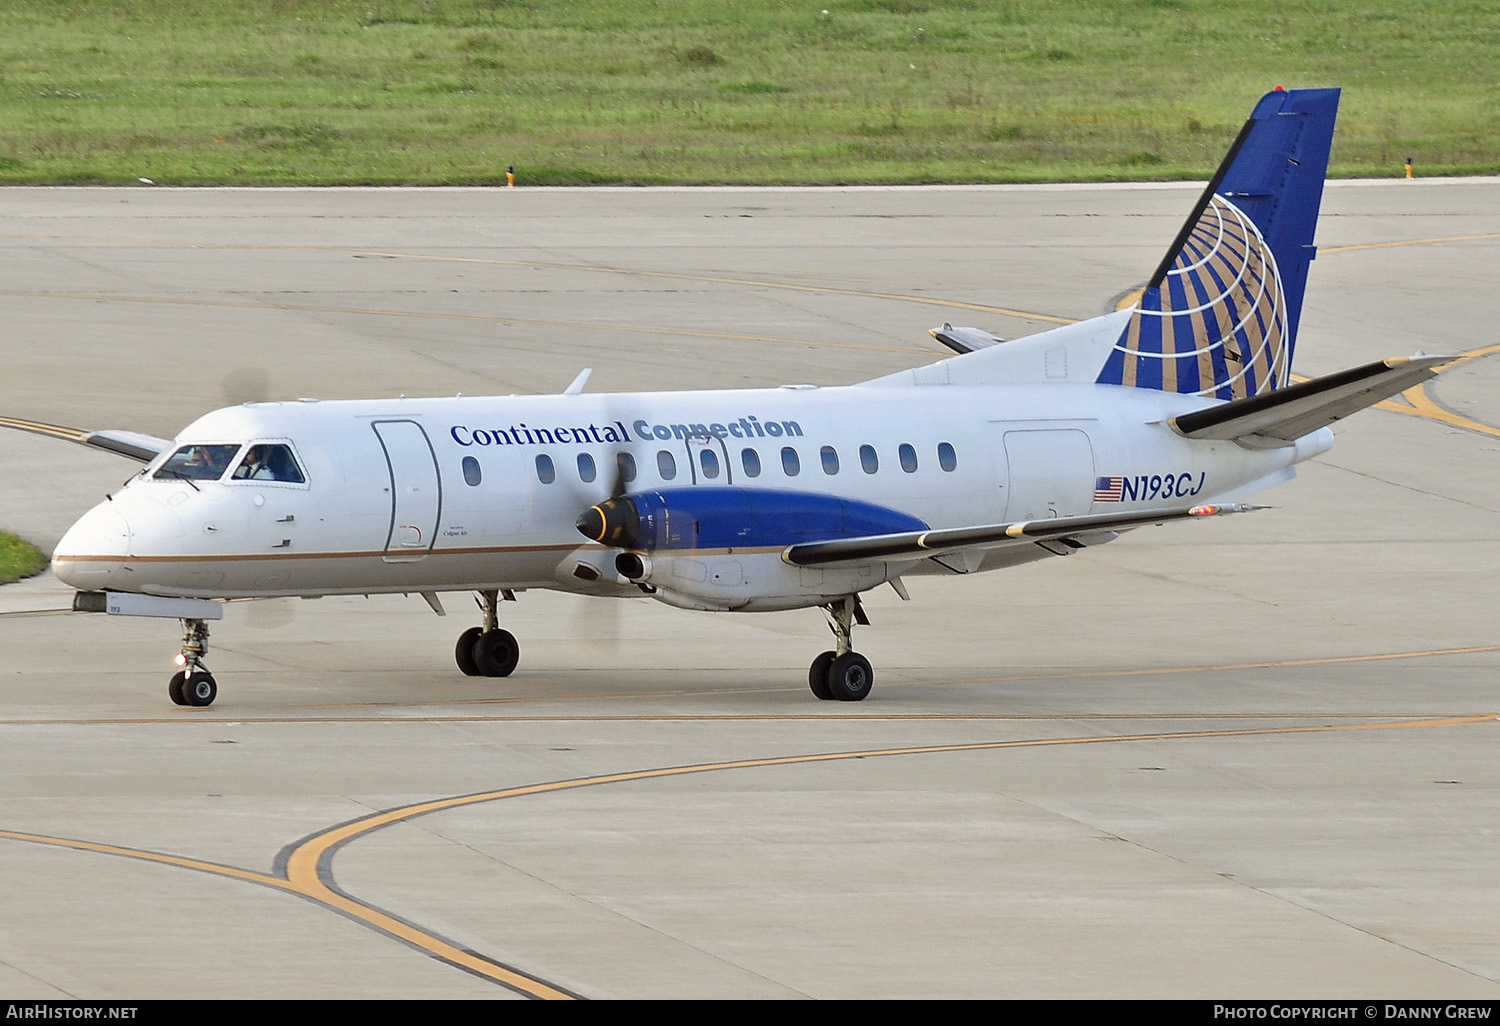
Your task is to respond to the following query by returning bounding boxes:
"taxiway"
[1,180,1498,998]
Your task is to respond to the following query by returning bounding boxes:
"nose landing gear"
[455,589,520,678]
[168,618,218,707]
[809,595,874,702]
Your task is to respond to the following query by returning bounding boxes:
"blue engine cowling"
[577,487,927,553]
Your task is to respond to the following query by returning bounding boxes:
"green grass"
[0,531,47,585]
[0,0,1497,184]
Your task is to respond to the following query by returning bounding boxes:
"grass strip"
[0,532,47,585]
[0,1,1497,185]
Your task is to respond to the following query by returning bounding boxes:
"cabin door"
[372,420,442,563]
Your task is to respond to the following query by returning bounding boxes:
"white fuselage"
[52,380,1331,611]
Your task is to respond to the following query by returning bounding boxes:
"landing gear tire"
[827,652,873,702]
[170,618,215,707]
[180,672,218,708]
[809,650,836,700]
[455,626,483,677]
[474,629,520,678]
[815,596,875,702]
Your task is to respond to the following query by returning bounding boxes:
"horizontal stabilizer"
[784,502,1258,568]
[1169,356,1447,447]
[930,324,1004,354]
[862,310,1132,389]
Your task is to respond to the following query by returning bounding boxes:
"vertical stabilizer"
[1096,88,1341,400]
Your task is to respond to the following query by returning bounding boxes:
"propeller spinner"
[575,452,638,548]
[576,496,640,548]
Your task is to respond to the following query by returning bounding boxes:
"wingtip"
[1387,353,1458,370]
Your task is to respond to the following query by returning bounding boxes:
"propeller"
[552,371,642,600]
[566,450,637,656]
[575,452,639,548]
[550,370,633,521]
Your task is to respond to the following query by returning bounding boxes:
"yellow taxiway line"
[3,712,1495,997]
[1319,232,1500,255]
[1371,343,1500,438]
[0,827,576,999]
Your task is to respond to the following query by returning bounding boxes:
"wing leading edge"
[783,502,1259,568]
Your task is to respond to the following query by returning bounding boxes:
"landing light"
[174,653,188,667]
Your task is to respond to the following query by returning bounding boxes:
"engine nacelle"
[626,549,897,612]
[578,486,926,553]
[577,487,927,611]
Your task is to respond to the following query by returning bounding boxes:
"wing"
[1169,356,1447,449]
[784,502,1259,567]
[0,416,170,463]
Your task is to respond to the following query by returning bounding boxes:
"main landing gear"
[169,618,218,707]
[809,595,874,702]
[455,589,520,678]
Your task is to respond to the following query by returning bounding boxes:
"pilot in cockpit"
[233,445,275,480]
[172,444,236,480]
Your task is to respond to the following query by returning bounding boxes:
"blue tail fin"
[1096,87,1341,400]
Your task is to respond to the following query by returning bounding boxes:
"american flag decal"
[1094,477,1124,502]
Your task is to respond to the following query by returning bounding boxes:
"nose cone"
[52,504,131,590]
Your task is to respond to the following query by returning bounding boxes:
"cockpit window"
[231,443,306,484]
[154,444,240,482]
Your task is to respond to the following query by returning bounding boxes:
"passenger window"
[230,443,305,484]
[938,442,957,472]
[781,447,800,477]
[899,443,918,473]
[462,456,482,487]
[859,444,878,475]
[700,448,720,480]
[535,454,556,484]
[657,450,677,481]
[821,446,839,475]
[158,444,240,482]
[616,452,637,485]
[741,448,761,478]
[577,452,597,483]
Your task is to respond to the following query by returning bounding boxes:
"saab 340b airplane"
[28,87,1445,707]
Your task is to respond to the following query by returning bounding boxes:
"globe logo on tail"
[1108,194,1289,400]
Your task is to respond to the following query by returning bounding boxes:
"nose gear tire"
[181,672,218,707]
